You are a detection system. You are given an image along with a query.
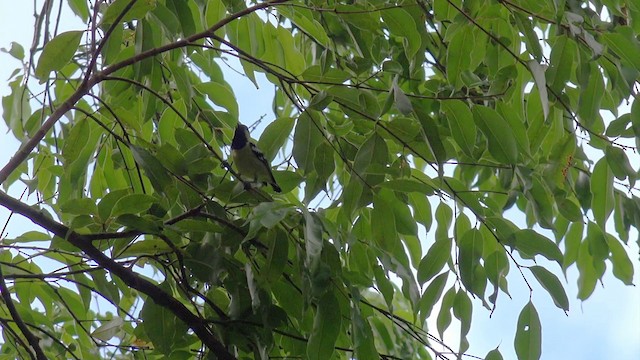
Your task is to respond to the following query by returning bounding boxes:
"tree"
[0,0,638,358]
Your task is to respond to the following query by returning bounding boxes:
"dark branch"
[0,190,236,360]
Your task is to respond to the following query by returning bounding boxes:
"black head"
[231,124,250,149]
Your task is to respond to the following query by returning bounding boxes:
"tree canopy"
[0,0,638,359]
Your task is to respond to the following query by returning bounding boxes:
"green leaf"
[97,189,130,221]
[605,234,634,285]
[102,0,156,24]
[380,179,435,194]
[458,229,484,295]
[130,145,172,192]
[117,239,173,258]
[308,91,334,111]
[204,0,226,27]
[195,82,239,119]
[529,266,569,311]
[266,229,289,283]
[514,12,543,61]
[442,100,476,157]
[436,287,456,338]
[392,76,413,115]
[258,117,295,161]
[307,291,341,360]
[382,8,421,60]
[417,238,451,284]
[304,211,324,275]
[409,192,432,230]
[485,250,509,288]
[453,289,472,336]
[35,30,83,80]
[140,294,189,355]
[1,41,25,60]
[167,0,196,36]
[605,146,635,181]
[91,317,124,341]
[446,25,473,88]
[472,105,518,164]
[277,6,330,48]
[59,198,97,216]
[586,221,609,263]
[110,194,156,217]
[514,301,542,360]
[547,35,577,93]
[563,221,583,271]
[5,231,51,244]
[591,158,614,228]
[601,31,640,71]
[293,111,323,174]
[576,240,600,300]
[314,142,336,186]
[418,272,448,324]
[527,60,549,120]
[372,190,399,253]
[577,64,605,127]
[485,348,504,360]
[510,229,563,265]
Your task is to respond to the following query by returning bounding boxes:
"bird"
[230,124,282,192]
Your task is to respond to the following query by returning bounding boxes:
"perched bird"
[231,124,281,192]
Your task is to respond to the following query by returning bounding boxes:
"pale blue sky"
[0,2,638,359]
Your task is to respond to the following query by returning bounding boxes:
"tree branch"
[0,263,47,359]
[0,190,236,360]
[0,0,290,185]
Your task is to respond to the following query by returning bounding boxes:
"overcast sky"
[0,2,638,359]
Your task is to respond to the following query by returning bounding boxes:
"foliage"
[0,0,638,359]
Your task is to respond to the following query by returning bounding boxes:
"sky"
[0,1,638,359]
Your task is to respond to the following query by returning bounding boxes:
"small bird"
[231,124,281,192]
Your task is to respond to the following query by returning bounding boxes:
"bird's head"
[231,124,250,149]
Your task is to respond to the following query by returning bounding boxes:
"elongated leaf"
[510,229,563,265]
[514,302,542,360]
[382,8,420,59]
[293,111,323,174]
[436,287,456,339]
[601,32,640,71]
[258,117,295,161]
[304,211,324,275]
[442,100,476,157]
[111,194,156,217]
[195,82,239,119]
[372,190,399,253]
[458,229,484,296]
[591,158,614,228]
[485,348,504,360]
[91,317,124,341]
[307,291,341,360]
[577,64,604,127]
[529,266,569,311]
[577,240,600,300]
[527,60,549,120]
[605,234,634,285]
[392,76,414,115]
[417,238,451,284]
[418,272,448,324]
[35,31,83,80]
[547,35,577,93]
[140,296,188,355]
[472,105,518,164]
[447,25,473,88]
[514,12,542,61]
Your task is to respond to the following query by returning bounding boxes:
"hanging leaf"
[514,301,542,360]
[35,31,83,80]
